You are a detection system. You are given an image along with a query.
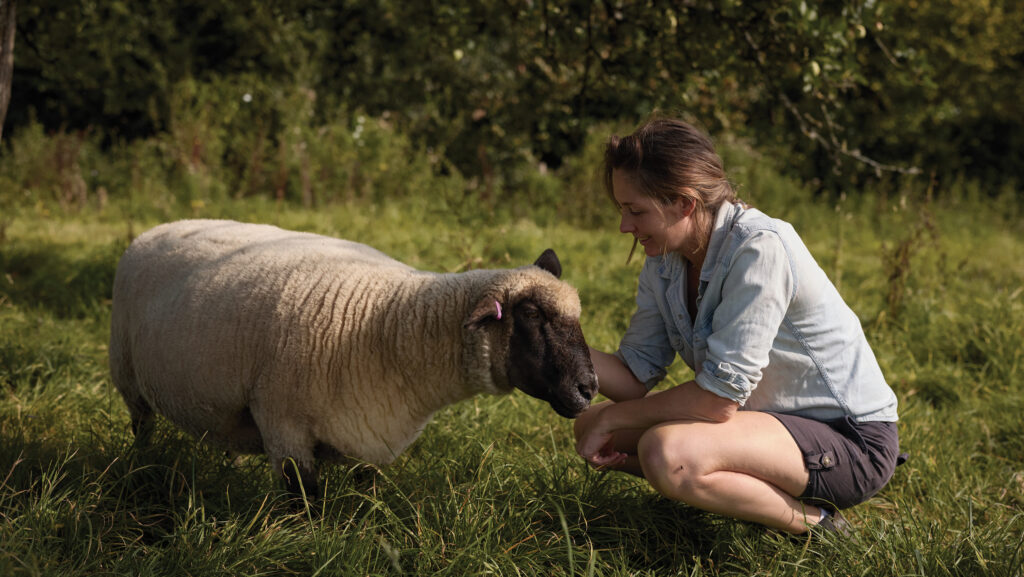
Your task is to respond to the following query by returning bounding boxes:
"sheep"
[109,219,598,495]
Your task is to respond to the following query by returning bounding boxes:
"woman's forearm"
[585,348,737,436]
[575,377,738,467]
[589,348,649,402]
[600,379,738,433]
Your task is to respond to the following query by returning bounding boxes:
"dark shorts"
[767,412,904,511]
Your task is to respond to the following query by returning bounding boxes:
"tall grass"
[1,119,1022,575]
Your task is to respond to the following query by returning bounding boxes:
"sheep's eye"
[519,304,542,320]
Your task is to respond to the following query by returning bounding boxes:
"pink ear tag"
[495,300,502,319]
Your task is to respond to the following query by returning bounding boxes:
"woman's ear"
[672,195,697,218]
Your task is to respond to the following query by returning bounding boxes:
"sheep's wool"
[110,219,583,477]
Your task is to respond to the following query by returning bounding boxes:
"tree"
[5,0,1019,193]
[313,2,904,183]
[9,0,324,141]
[0,0,15,144]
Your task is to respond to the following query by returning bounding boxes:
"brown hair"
[604,116,738,260]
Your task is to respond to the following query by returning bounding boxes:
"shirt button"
[822,456,833,467]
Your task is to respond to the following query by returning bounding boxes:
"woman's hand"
[576,411,628,469]
[572,380,739,472]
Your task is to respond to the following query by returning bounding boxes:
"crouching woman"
[575,116,903,535]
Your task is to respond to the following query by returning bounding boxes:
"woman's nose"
[619,215,633,234]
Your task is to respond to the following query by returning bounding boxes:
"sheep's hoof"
[129,416,155,448]
[281,460,321,502]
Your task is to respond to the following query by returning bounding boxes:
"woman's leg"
[574,405,821,533]
[637,412,818,533]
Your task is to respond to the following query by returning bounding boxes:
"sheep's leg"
[129,400,155,446]
[251,387,321,498]
[276,455,320,499]
[257,419,320,498]
[116,384,154,446]
[109,332,154,446]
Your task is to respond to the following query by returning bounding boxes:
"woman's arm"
[695,231,793,404]
[576,377,738,467]
[589,348,649,402]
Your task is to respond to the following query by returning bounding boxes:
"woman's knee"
[637,425,708,500]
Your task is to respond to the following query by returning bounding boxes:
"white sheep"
[109,219,597,495]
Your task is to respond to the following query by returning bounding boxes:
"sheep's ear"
[534,248,561,278]
[464,296,504,330]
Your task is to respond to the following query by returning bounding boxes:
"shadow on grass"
[0,239,126,318]
[521,463,749,571]
[0,418,293,546]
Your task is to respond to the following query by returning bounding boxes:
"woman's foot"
[812,508,853,537]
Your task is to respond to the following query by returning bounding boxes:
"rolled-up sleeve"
[615,260,676,390]
[695,231,794,404]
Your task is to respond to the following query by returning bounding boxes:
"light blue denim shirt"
[615,202,898,423]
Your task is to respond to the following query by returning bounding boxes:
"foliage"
[0,82,482,234]
[853,0,1024,187]
[7,0,1021,195]
[11,0,325,138]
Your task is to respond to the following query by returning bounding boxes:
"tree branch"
[741,28,921,178]
[779,93,921,177]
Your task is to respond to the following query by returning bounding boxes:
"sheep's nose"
[576,381,595,402]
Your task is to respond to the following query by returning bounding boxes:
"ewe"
[110,220,598,495]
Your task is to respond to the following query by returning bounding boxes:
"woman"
[574,117,902,535]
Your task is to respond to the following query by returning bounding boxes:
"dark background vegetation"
[4,0,1022,206]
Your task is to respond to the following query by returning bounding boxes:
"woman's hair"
[603,116,738,259]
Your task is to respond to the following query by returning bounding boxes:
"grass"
[1,168,1023,575]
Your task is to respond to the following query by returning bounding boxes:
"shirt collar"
[655,251,683,280]
[700,202,744,281]
[654,202,744,281]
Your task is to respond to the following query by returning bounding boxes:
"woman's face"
[612,169,693,257]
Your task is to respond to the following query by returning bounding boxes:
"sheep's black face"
[507,298,598,418]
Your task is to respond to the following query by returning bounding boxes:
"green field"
[1,156,1022,575]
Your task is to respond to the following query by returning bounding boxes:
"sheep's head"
[465,249,598,418]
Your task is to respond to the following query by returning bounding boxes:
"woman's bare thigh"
[640,411,809,497]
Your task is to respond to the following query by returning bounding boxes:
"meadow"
[1,137,1022,576]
